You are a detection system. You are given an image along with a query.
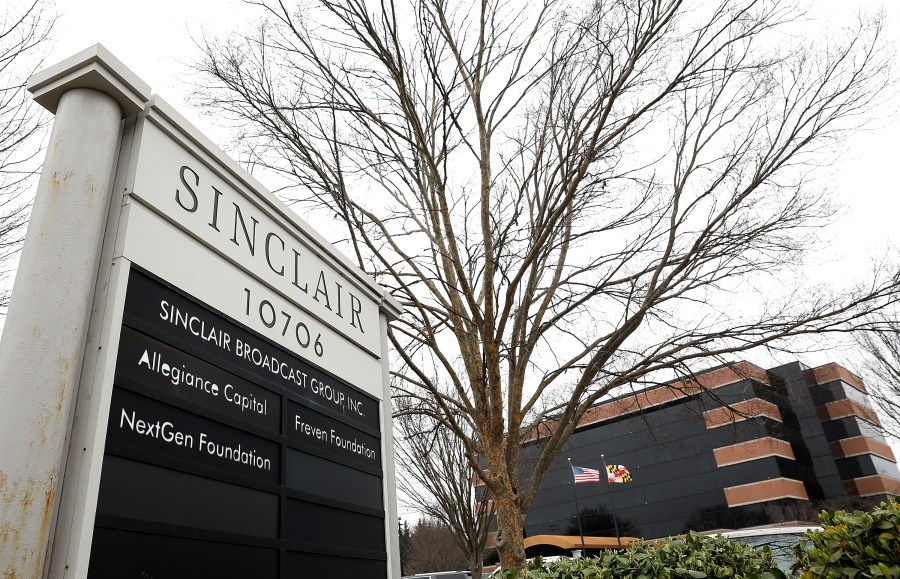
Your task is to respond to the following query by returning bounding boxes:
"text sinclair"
[175,164,368,335]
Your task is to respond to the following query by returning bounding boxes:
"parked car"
[402,572,472,579]
[487,555,566,576]
[717,525,820,572]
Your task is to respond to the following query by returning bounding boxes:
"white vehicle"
[717,526,820,572]
[402,572,472,579]
[488,555,566,576]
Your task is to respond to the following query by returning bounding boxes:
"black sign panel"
[122,269,380,432]
[285,551,387,579]
[107,388,280,483]
[89,528,278,579]
[97,455,279,538]
[116,326,280,432]
[92,266,387,579]
[287,399,381,470]
[285,497,385,550]
[286,448,383,510]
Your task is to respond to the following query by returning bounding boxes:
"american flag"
[571,464,601,483]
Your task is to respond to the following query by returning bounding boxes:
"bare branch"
[193,0,898,569]
[0,0,55,314]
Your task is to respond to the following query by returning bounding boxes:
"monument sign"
[0,45,402,578]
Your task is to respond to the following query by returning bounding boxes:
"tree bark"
[493,491,527,572]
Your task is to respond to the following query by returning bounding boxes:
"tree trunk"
[470,556,483,579]
[493,491,527,572]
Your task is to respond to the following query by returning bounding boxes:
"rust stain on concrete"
[19,489,32,511]
[48,169,75,206]
[1,359,72,575]
[36,482,56,577]
[55,356,70,415]
[84,175,97,208]
[0,474,57,579]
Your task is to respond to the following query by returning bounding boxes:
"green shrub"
[793,501,900,579]
[496,532,784,578]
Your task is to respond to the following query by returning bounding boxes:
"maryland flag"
[606,464,632,483]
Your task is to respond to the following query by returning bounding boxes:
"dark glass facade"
[523,361,900,542]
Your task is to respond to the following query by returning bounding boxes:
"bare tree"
[399,519,412,575]
[854,313,900,439]
[405,516,471,575]
[194,0,899,570]
[395,398,495,578]
[0,0,54,312]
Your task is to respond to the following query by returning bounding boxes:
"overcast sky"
[42,0,900,518]
[46,0,900,299]
[47,0,899,356]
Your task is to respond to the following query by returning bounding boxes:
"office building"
[524,360,900,541]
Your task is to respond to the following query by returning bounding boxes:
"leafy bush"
[793,501,900,579]
[496,532,784,578]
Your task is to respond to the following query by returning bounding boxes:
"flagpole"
[601,454,622,548]
[567,458,587,556]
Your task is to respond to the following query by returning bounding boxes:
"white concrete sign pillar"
[0,45,402,579]
[0,73,143,576]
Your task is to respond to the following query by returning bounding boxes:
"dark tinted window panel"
[528,450,730,538]
[716,456,809,484]
[853,418,884,439]
[96,455,278,538]
[107,388,279,483]
[681,499,814,535]
[285,498,385,551]
[752,381,790,402]
[710,379,759,397]
[809,383,844,405]
[708,422,773,447]
[835,455,900,480]
[88,528,278,578]
[837,456,873,479]
[840,384,873,407]
[821,417,863,441]
[116,326,280,432]
[284,550,386,579]
[821,417,882,442]
[285,448,382,510]
[810,381,870,408]
[872,455,900,478]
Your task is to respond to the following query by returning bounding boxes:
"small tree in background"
[0,0,55,313]
[396,400,495,578]
[399,520,412,576]
[406,517,471,575]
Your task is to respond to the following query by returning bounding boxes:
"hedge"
[793,501,900,579]
[494,500,900,578]
[496,532,785,578]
